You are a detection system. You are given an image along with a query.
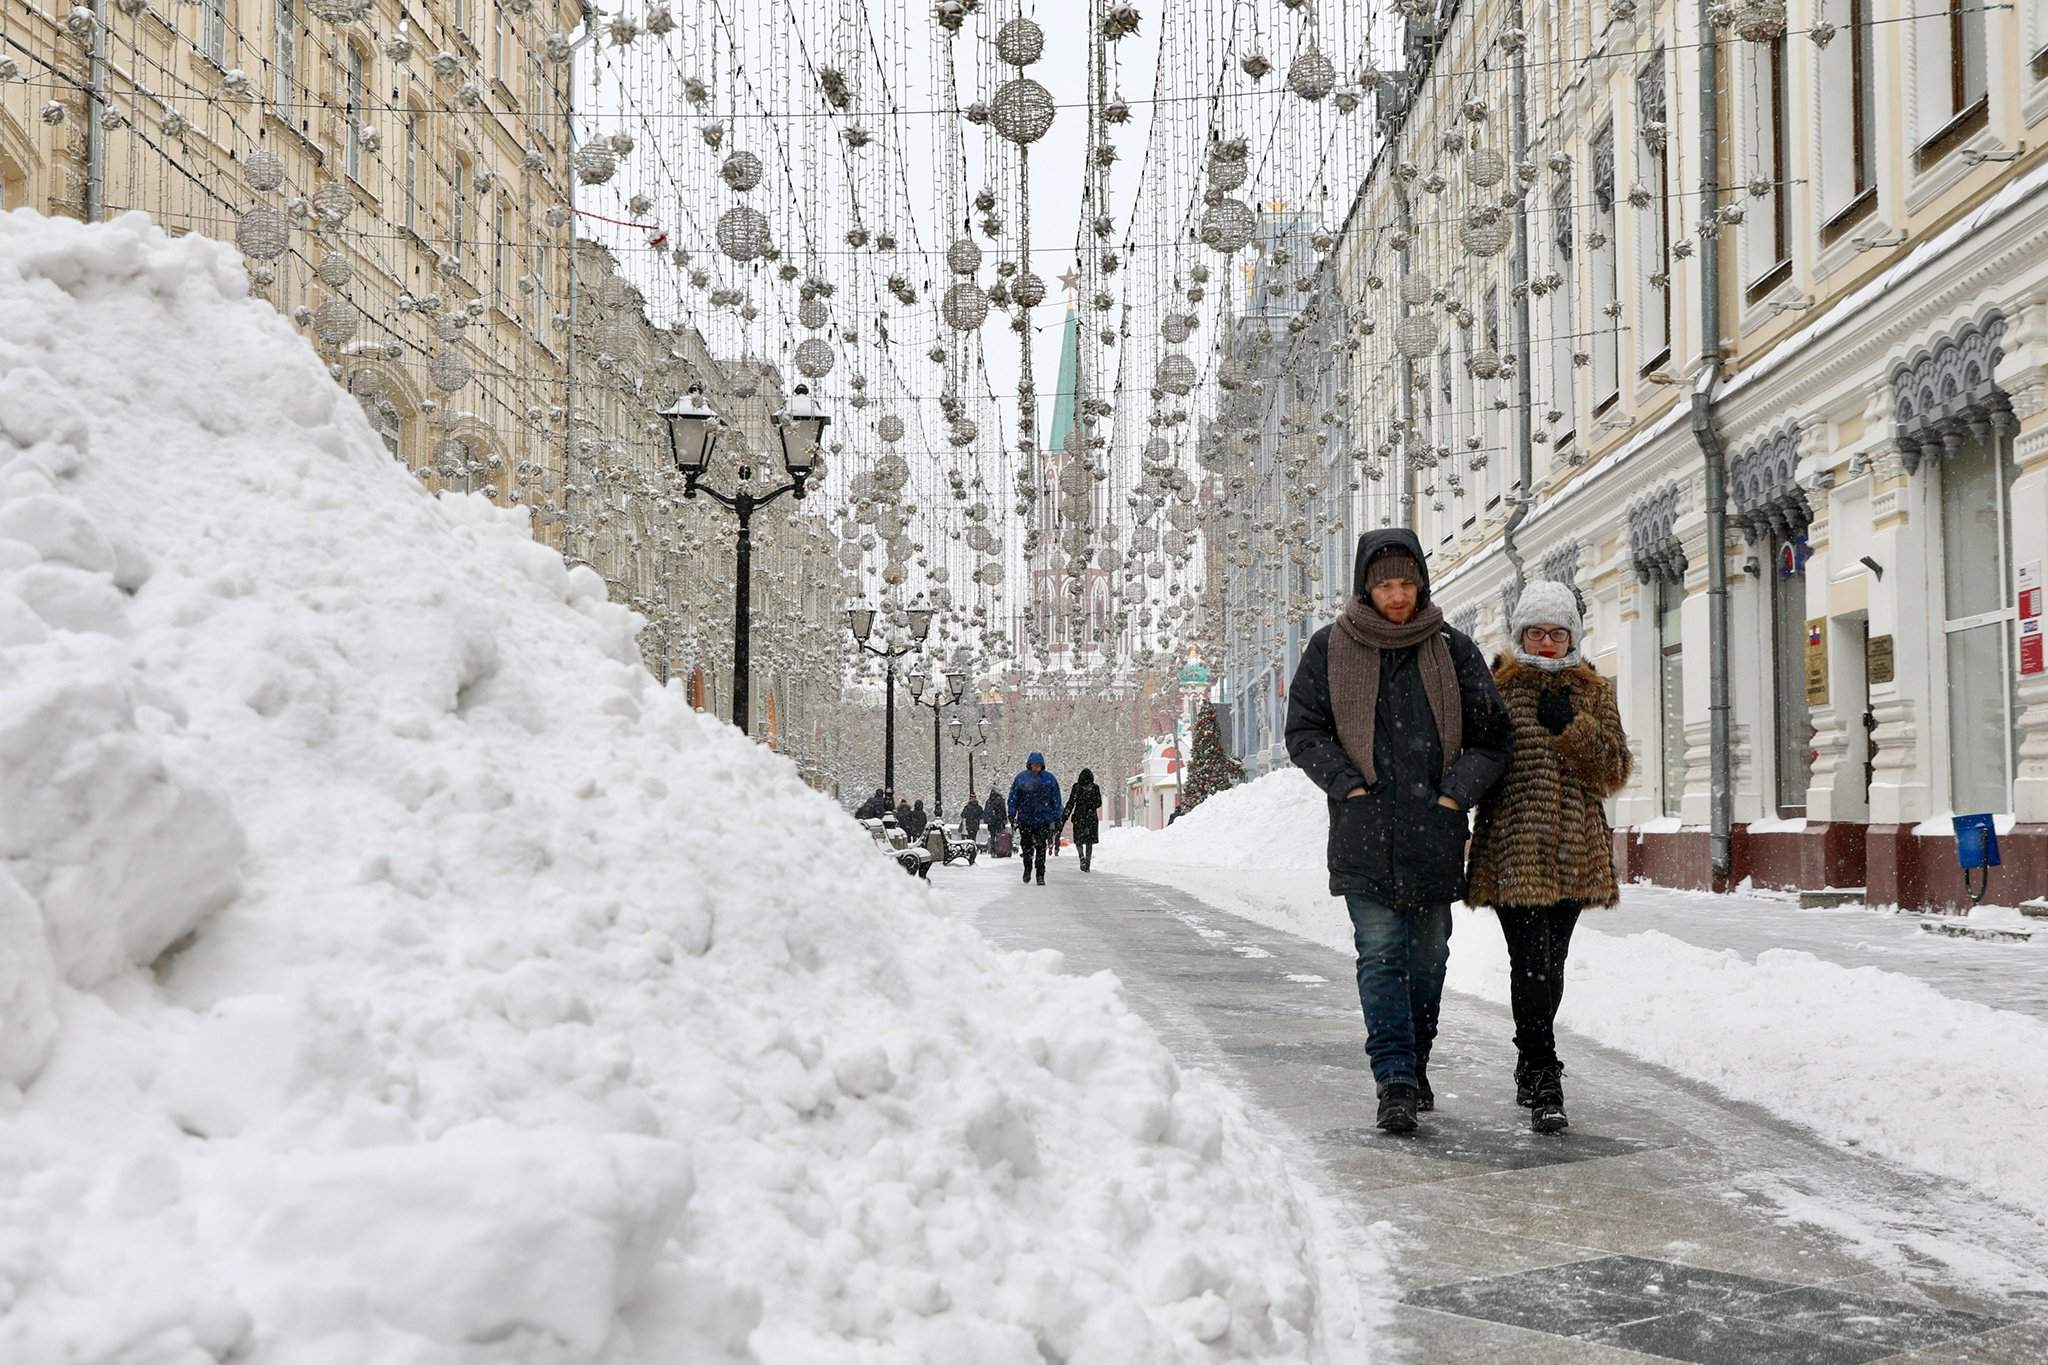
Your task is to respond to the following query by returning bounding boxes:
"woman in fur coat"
[1466,580,1631,1134]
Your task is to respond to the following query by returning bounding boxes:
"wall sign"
[2020,561,2044,678]
[1867,633,1895,686]
[1805,618,1830,706]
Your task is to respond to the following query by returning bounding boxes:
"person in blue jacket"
[1008,752,1063,887]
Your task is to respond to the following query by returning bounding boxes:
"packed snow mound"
[0,210,1361,1362]
[1112,769,1327,871]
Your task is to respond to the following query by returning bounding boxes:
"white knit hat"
[1510,579,1583,648]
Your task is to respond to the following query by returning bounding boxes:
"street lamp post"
[906,665,967,815]
[660,383,829,737]
[847,604,932,796]
[949,714,989,803]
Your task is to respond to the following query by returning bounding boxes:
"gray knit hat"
[1510,579,1583,648]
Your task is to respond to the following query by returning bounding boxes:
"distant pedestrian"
[903,799,928,838]
[1061,768,1104,872]
[983,784,1007,833]
[1285,528,1511,1135]
[894,798,913,830]
[1466,580,1631,1135]
[1167,796,1184,825]
[1008,752,1062,887]
[854,787,889,820]
[961,795,985,841]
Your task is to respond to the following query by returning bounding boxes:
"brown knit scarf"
[1329,595,1462,788]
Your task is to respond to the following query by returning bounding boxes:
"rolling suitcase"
[990,828,1014,859]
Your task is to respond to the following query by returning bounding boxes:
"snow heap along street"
[1110,770,2048,1231]
[0,209,1368,1364]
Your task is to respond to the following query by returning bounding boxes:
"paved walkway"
[946,860,2048,1364]
[1599,886,2048,1022]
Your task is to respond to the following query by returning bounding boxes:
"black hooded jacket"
[1284,528,1511,906]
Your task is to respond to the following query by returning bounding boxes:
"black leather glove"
[1536,687,1574,735]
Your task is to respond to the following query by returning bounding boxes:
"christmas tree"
[1179,700,1242,815]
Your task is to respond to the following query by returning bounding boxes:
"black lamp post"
[949,714,989,805]
[907,665,968,816]
[660,382,827,737]
[847,604,932,796]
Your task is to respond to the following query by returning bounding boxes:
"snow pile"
[1114,766,2048,1226]
[0,210,1360,1363]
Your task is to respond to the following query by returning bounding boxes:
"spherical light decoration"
[1287,47,1336,101]
[244,148,287,192]
[716,205,771,261]
[311,181,354,224]
[798,296,829,329]
[1014,271,1047,308]
[1468,347,1503,379]
[1468,145,1507,187]
[1398,271,1433,306]
[1209,155,1248,192]
[234,205,290,260]
[794,337,835,378]
[1460,209,1512,258]
[946,237,982,276]
[312,298,358,344]
[1393,314,1439,359]
[315,250,353,289]
[877,413,906,443]
[430,348,473,392]
[1200,197,1256,254]
[1156,353,1197,395]
[942,281,991,331]
[720,150,763,192]
[995,16,1044,65]
[992,77,1056,146]
[574,143,618,185]
[1161,313,1194,345]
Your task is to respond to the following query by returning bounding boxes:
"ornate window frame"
[1889,308,2015,475]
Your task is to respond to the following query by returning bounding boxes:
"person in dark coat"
[854,787,889,820]
[983,784,1007,833]
[903,799,928,838]
[961,795,985,841]
[1167,797,1184,825]
[1285,528,1512,1135]
[1466,580,1631,1135]
[894,798,914,831]
[1008,752,1062,886]
[1061,768,1105,871]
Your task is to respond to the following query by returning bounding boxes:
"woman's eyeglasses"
[1523,627,1573,645]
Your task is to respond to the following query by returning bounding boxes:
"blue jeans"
[1344,896,1453,1088]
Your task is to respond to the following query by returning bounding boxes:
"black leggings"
[1495,904,1581,1070]
[1019,823,1053,876]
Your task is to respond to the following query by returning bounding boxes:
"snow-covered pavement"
[938,855,2048,1362]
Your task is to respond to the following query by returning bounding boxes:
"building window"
[403,110,420,232]
[494,200,509,307]
[1549,172,1577,454]
[1658,579,1687,817]
[1918,0,1989,166]
[1742,33,1792,301]
[450,157,467,267]
[1482,286,1502,506]
[201,0,228,66]
[453,0,468,39]
[1819,0,1878,240]
[1636,51,1671,368]
[1770,543,1811,816]
[1939,430,2018,814]
[273,0,297,108]
[343,44,366,182]
[493,3,506,82]
[528,238,545,334]
[1589,122,1621,410]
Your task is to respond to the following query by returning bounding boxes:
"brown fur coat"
[1466,658,1632,909]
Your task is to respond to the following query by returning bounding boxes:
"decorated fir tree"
[1178,700,1242,815]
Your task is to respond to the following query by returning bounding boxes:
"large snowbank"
[1113,770,2048,1227]
[0,210,1365,1362]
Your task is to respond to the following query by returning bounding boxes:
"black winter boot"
[1529,1066,1568,1134]
[1514,1060,1536,1108]
[1415,1064,1434,1113]
[1376,1083,1420,1134]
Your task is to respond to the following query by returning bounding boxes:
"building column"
[1864,450,1934,906]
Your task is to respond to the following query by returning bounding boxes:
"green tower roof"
[1046,304,1081,457]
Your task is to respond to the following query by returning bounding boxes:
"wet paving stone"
[950,865,2048,1363]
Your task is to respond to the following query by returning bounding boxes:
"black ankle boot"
[1376,1083,1420,1134]
[1529,1066,1568,1134]
[1415,1065,1434,1113]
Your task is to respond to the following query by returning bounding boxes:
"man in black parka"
[1285,528,1511,1134]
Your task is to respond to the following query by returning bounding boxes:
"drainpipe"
[1691,0,1734,887]
[1396,183,1418,531]
[86,0,107,220]
[1501,0,1532,601]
